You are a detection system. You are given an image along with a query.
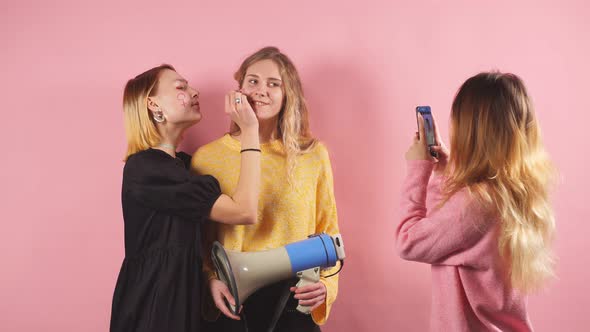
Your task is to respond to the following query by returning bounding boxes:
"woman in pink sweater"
[397,72,555,331]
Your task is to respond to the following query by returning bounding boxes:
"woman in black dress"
[110,64,260,332]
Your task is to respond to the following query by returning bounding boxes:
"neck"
[257,118,279,143]
[155,126,185,158]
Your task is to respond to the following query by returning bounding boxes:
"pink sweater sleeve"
[396,160,493,265]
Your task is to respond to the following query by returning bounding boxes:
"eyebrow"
[246,74,282,81]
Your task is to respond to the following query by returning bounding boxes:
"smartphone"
[415,106,438,158]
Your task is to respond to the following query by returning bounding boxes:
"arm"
[396,160,492,265]
[208,91,261,225]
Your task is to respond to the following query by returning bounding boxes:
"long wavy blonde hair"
[230,47,316,182]
[123,64,175,160]
[443,72,555,292]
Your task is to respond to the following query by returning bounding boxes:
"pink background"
[1,0,588,331]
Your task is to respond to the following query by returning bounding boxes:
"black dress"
[110,148,221,332]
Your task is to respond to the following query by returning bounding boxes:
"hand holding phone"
[416,106,439,158]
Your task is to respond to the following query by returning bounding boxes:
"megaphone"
[211,233,345,315]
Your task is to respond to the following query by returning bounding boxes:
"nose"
[253,84,268,97]
[190,87,199,99]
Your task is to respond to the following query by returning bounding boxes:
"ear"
[147,97,159,113]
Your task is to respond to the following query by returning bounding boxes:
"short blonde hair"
[123,64,175,160]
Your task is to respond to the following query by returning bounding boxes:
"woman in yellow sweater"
[192,46,340,332]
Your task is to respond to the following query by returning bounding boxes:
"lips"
[253,100,270,106]
[190,100,200,111]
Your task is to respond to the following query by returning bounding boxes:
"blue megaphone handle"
[284,233,338,273]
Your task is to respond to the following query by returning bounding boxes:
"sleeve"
[190,148,221,283]
[191,148,224,321]
[125,156,222,222]
[311,145,341,325]
[395,160,492,265]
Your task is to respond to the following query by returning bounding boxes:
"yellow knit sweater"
[192,133,340,325]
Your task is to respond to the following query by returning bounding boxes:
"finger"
[430,145,447,161]
[221,287,236,306]
[417,113,426,143]
[219,304,241,320]
[298,295,324,306]
[430,145,443,152]
[293,283,322,294]
[431,112,443,146]
[294,289,324,300]
[234,92,243,113]
[230,91,238,113]
[213,294,240,320]
[238,92,254,112]
[218,293,241,320]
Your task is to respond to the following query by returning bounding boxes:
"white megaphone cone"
[211,233,345,315]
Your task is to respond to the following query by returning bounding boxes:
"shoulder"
[298,141,334,178]
[125,148,163,169]
[306,141,330,160]
[305,141,333,169]
[194,135,234,159]
[124,149,181,180]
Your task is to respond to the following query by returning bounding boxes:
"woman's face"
[149,69,201,126]
[240,59,284,122]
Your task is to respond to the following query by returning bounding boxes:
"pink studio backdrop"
[1,0,588,331]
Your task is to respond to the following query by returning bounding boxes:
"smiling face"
[148,69,201,127]
[240,59,284,122]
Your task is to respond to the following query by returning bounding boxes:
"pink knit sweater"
[396,160,533,332]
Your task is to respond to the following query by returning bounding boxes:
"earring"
[153,111,165,123]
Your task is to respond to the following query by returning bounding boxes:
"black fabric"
[202,278,321,332]
[110,148,222,332]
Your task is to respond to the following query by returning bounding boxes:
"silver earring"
[153,112,165,123]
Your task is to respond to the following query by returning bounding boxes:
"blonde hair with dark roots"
[123,64,175,160]
[443,72,556,292]
[230,47,317,183]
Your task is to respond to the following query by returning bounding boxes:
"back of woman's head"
[123,64,175,160]
[446,71,555,292]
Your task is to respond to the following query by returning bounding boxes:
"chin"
[186,115,202,126]
[254,110,280,122]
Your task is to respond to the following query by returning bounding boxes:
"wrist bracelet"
[240,148,261,153]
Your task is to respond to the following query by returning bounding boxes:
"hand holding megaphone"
[209,278,242,320]
[211,233,346,317]
[291,270,326,312]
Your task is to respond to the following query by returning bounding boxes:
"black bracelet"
[240,148,261,153]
